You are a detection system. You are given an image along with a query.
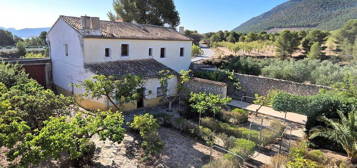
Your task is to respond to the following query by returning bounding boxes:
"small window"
[160,48,165,58]
[157,87,165,97]
[149,48,153,56]
[64,44,68,56]
[105,48,110,57]
[180,47,184,57]
[121,44,129,56]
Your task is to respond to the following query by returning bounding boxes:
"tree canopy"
[108,0,180,28]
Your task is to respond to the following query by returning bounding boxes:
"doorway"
[136,88,144,108]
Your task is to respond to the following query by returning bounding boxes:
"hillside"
[0,27,50,38]
[234,0,357,32]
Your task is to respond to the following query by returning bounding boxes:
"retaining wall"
[184,77,227,97]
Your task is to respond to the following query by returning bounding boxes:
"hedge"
[272,91,355,152]
[272,92,354,130]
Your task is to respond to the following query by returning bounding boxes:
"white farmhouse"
[47,15,192,110]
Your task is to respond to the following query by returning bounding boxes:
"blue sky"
[0,0,287,33]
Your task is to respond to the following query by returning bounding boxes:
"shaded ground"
[160,128,223,168]
[92,127,223,168]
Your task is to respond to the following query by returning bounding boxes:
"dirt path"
[229,100,307,125]
[160,128,223,168]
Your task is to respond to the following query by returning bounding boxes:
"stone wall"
[230,73,331,98]
[184,77,227,97]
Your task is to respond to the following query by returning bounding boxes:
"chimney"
[80,16,101,36]
[179,26,185,34]
[89,17,100,30]
[81,16,91,29]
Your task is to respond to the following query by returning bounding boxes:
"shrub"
[192,44,203,57]
[270,154,289,168]
[153,113,173,127]
[305,150,328,164]
[130,114,164,156]
[229,138,256,159]
[216,133,236,149]
[219,108,248,124]
[171,117,214,144]
[286,157,320,168]
[202,157,239,168]
[201,117,261,144]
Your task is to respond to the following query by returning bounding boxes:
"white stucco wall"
[83,38,192,72]
[144,77,178,99]
[48,18,186,110]
[48,19,89,92]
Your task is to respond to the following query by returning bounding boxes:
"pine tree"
[107,0,180,28]
[275,31,300,59]
[308,42,321,59]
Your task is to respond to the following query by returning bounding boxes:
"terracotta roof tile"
[61,16,192,41]
[84,59,178,79]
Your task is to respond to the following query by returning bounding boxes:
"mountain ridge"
[0,27,50,38]
[234,0,357,32]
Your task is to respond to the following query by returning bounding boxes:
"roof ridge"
[58,15,192,41]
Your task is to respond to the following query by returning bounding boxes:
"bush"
[171,117,214,144]
[202,157,239,168]
[270,154,289,168]
[201,117,261,144]
[218,108,248,124]
[192,44,203,57]
[286,157,320,168]
[130,114,164,156]
[153,113,173,127]
[305,150,328,164]
[216,133,236,149]
[229,138,256,159]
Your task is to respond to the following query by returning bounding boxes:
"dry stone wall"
[184,77,227,97]
[230,73,331,98]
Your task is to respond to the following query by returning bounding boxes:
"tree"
[184,30,203,45]
[227,32,240,43]
[39,31,47,46]
[189,92,231,127]
[302,30,329,55]
[79,74,143,110]
[0,30,16,46]
[192,45,203,57]
[108,0,180,28]
[307,42,321,59]
[335,19,357,58]
[16,41,26,56]
[309,110,357,163]
[275,30,300,59]
[0,63,126,167]
[158,70,175,111]
[130,113,163,156]
[209,34,221,46]
[1,110,125,167]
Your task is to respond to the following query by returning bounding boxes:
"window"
[121,44,129,56]
[149,48,153,56]
[160,48,165,58]
[64,44,68,56]
[157,87,165,97]
[105,48,110,57]
[180,47,184,57]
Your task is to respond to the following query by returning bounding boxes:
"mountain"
[234,0,357,32]
[0,27,50,38]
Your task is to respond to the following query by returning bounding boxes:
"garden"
[0,61,355,168]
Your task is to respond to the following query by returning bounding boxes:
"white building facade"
[48,15,192,110]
